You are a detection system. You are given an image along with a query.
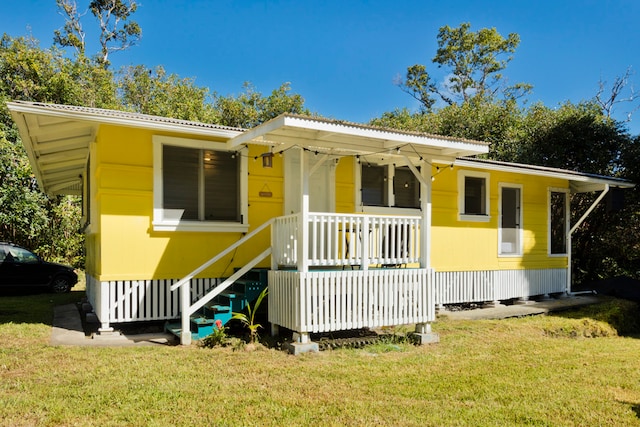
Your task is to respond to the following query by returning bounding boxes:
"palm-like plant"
[232,287,268,344]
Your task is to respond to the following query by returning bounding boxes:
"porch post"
[420,158,432,269]
[180,281,192,345]
[297,148,309,273]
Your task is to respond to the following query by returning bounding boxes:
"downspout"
[566,184,610,294]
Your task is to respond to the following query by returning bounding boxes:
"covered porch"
[227,115,490,347]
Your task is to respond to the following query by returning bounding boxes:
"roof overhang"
[228,114,490,163]
[455,157,635,193]
[7,101,242,196]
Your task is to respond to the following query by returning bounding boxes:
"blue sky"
[3,0,640,134]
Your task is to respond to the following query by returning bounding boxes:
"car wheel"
[50,275,72,293]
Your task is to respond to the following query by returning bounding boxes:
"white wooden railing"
[273,212,422,269]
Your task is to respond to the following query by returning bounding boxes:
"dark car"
[0,242,78,293]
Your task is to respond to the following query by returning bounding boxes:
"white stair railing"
[171,218,275,345]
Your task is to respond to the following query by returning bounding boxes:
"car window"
[0,246,6,263]
[7,247,40,264]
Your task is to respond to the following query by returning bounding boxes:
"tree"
[118,65,218,122]
[54,0,141,66]
[214,82,309,128]
[594,66,639,121]
[398,22,531,110]
[54,0,86,57]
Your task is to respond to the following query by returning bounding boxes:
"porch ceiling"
[228,114,490,162]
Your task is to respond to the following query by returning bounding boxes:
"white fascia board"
[228,114,490,157]
[455,158,634,191]
[7,102,242,139]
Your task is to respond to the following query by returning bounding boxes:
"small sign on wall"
[259,184,272,198]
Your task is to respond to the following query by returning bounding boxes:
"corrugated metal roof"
[10,101,245,132]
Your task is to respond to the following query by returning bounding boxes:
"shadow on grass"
[632,403,640,419]
[0,288,85,327]
[546,296,640,338]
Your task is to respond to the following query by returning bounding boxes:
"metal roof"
[228,114,490,162]
[7,101,243,196]
[6,101,633,197]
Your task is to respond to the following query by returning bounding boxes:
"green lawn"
[0,287,639,426]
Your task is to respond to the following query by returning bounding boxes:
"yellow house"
[7,101,633,348]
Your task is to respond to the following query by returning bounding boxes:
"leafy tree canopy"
[398,22,532,111]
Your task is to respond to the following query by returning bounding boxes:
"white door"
[284,149,335,214]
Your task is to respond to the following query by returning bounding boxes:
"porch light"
[261,150,274,168]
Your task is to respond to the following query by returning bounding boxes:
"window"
[458,170,490,222]
[360,164,420,210]
[549,190,568,255]
[153,136,248,232]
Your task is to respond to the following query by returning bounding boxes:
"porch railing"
[272,212,422,269]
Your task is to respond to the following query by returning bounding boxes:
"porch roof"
[456,157,635,193]
[228,114,490,162]
[7,101,242,196]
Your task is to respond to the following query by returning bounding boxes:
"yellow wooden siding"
[431,166,568,272]
[92,125,283,281]
[88,123,569,280]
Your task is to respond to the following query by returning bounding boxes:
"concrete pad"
[286,341,319,355]
[412,332,440,345]
[439,295,601,321]
[50,304,176,347]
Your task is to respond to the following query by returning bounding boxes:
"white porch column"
[420,159,432,269]
[297,148,310,273]
[180,281,192,345]
[97,281,113,333]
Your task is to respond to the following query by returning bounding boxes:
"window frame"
[152,135,248,232]
[357,162,422,215]
[458,170,491,222]
[548,187,569,256]
[498,183,523,257]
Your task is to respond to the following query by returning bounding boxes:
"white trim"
[152,135,248,233]
[458,170,491,222]
[548,187,570,257]
[498,183,523,257]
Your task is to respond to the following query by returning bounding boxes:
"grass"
[0,287,639,426]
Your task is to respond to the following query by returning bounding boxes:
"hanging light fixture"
[261,147,274,168]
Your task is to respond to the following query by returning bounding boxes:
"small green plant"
[201,319,230,348]
[232,287,268,344]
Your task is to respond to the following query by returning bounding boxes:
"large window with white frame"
[153,135,248,232]
[458,170,490,222]
[360,164,420,210]
[549,189,569,255]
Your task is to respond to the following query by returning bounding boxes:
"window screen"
[393,166,420,208]
[361,165,387,206]
[163,145,239,222]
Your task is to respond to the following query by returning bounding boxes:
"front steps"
[165,268,268,341]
